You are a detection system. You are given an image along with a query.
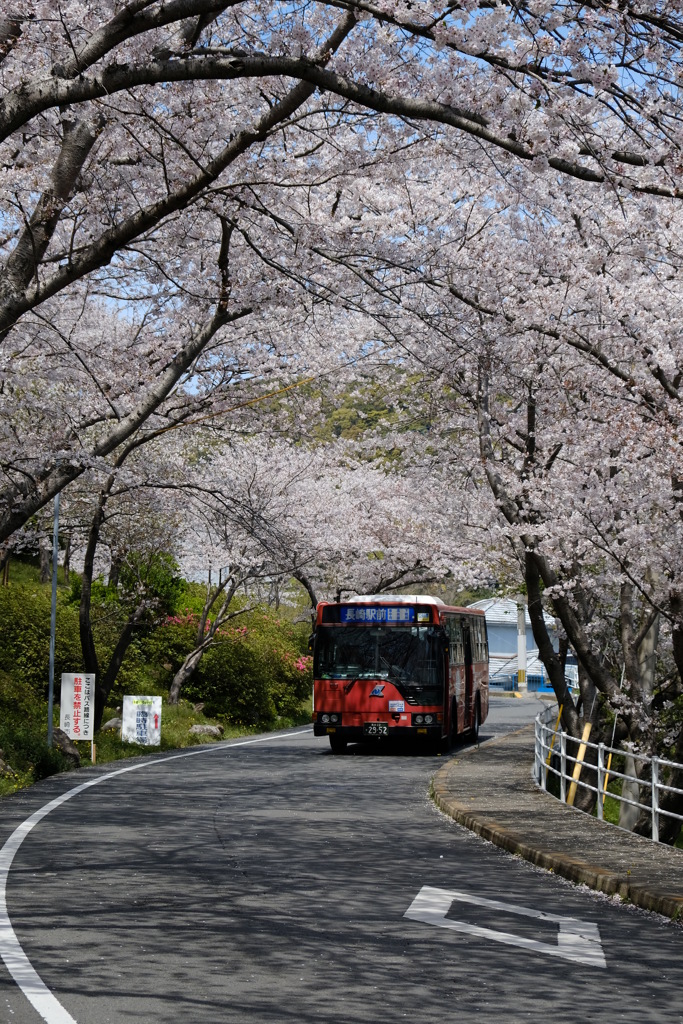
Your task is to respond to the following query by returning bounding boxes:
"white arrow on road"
[404,886,606,968]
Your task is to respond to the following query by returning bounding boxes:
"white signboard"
[59,673,95,740]
[122,695,162,746]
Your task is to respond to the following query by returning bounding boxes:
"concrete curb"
[431,729,683,922]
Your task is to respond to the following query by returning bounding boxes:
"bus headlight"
[321,714,330,723]
[414,715,424,724]
[424,714,434,724]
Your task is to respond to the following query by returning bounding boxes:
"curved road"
[2,697,682,1024]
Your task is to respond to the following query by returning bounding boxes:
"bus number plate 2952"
[364,722,389,737]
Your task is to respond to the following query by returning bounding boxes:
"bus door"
[462,617,474,730]
[442,623,451,735]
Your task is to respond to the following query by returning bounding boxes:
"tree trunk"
[79,482,111,687]
[620,598,659,830]
[62,532,71,584]
[39,534,51,583]
[95,606,146,729]
[168,647,207,705]
[524,551,582,737]
[167,574,246,704]
[293,569,319,620]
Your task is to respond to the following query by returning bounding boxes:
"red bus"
[312,595,489,753]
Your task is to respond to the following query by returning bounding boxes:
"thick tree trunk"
[525,552,582,737]
[620,589,659,830]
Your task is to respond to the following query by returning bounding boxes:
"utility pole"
[516,596,527,694]
[47,492,60,748]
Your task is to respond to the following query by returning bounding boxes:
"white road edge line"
[0,727,313,1024]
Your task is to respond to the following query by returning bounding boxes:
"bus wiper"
[343,678,359,694]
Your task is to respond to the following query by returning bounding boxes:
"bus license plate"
[364,722,389,737]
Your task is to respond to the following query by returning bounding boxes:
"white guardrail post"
[534,706,683,844]
[652,756,660,843]
[537,717,546,789]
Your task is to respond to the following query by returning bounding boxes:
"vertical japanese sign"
[59,673,95,740]
[122,696,162,746]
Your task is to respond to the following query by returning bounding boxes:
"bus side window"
[474,617,488,662]
[468,617,481,662]
[473,618,485,662]
[448,617,464,664]
[473,614,483,663]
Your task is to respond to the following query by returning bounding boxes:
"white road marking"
[404,885,607,968]
[0,728,312,1023]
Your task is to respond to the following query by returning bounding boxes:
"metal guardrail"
[534,704,683,843]
[491,672,553,692]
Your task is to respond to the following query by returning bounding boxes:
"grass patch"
[594,777,683,849]
[0,698,312,796]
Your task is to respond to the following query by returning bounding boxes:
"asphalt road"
[1,696,682,1024]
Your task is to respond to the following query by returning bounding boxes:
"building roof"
[347,594,446,605]
[468,597,556,628]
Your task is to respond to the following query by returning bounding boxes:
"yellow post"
[601,751,613,812]
[566,722,592,806]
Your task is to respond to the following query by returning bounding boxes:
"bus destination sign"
[340,605,416,623]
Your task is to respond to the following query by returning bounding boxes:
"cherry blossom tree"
[4,0,683,544]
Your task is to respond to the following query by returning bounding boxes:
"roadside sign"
[59,673,95,740]
[122,695,162,746]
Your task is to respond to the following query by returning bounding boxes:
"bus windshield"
[314,625,444,690]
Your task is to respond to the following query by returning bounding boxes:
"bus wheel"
[329,735,348,754]
[470,698,480,743]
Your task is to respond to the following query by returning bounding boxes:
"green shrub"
[185,628,277,724]
[0,702,71,790]
[0,584,83,698]
[147,608,313,724]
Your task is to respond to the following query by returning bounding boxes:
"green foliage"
[0,583,83,697]
[309,372,432,444]
[0,570,312,799]
[0,671,70,794]
[147,608,312,725]
[118,550,186,616]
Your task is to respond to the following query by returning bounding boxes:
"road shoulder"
[432,724,683,921]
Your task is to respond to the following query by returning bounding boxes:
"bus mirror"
[308,633,315,652]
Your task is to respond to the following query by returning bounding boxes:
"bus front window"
[314,625,444,690]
